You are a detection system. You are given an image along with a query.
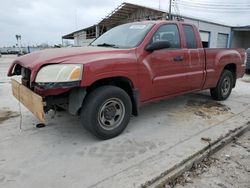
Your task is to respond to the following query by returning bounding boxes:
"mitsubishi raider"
[8,21,246,139]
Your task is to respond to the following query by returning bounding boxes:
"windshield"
[91,23,154,49]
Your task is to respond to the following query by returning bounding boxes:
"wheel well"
[86,77,139,116]
[224,63,236,87]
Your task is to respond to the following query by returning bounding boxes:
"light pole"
[15,35,22,54]
[15,35,19,47]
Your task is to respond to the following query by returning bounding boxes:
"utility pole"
[169,0,172,20]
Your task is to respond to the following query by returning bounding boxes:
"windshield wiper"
[96,43,119,48]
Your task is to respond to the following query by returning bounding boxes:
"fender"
[81,64,139,88]
[203,49,241,89]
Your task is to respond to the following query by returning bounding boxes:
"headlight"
[35,64,83,83]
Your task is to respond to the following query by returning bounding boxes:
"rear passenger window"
[152,24,180,48]
[183,25,197,49]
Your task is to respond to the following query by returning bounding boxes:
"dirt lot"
[0,55,250,188]
[174,131,250,188]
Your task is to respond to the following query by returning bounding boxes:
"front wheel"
[80,86,132,139]
[210,70,234,101]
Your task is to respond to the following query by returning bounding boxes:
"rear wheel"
[246,69,250,74]
[80,86,132,139]
[210,70,234,101]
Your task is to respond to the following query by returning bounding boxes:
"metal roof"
[62,2,166,39]
[62,2,241,40]
[62,25,96,39]
[98,2,166,27]
[232,26,250,31]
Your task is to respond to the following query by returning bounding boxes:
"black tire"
[246,69,250,75]
[210,70,234,101]
[80,86,132,139]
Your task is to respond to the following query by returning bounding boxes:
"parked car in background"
[246,48,250,74]
[8,21,246,139]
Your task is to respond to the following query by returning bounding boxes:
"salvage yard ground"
[0,55,250,188]
[174,131,250,188]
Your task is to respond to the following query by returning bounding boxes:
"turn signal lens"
[70,67,81,80]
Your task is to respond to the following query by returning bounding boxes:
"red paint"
[34,86,71,96]
[8,21,246,105]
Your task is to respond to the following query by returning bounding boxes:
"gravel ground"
[173,131,250,188]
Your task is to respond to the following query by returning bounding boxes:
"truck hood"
[8,46,135,77]
[12,46,133,69]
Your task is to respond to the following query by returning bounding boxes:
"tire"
[210,70,234,101]
[80,86,132,139]
[246,69,250,75]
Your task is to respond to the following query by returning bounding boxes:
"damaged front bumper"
[11,79,45,123]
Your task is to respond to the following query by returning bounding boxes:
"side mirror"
[145,41,171,52]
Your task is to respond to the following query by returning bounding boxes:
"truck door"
[182,24,206,90]
[146,24,190,98]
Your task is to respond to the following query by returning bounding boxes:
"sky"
[0,0,250,47]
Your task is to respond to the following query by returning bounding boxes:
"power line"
[177,1,250,11]
[178,2,250,9]
[172,0,181,17]
[178,4,250,12]
[178,0,250,11]
[181,0,250,6]
[179,4,250,9]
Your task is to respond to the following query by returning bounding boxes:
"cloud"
[0,0,249,47]
[0,0,122,46]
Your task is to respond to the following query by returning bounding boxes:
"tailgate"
[11,79,45,123]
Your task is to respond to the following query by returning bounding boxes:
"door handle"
[173,56,184,62]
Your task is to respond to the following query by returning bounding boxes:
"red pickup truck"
[8,21,246,139]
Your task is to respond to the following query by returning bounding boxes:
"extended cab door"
[145,24,190,98]
[181,24,206,90]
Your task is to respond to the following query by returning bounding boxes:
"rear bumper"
[11,79,45,123]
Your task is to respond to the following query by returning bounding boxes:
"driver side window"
[152,24,181,48]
